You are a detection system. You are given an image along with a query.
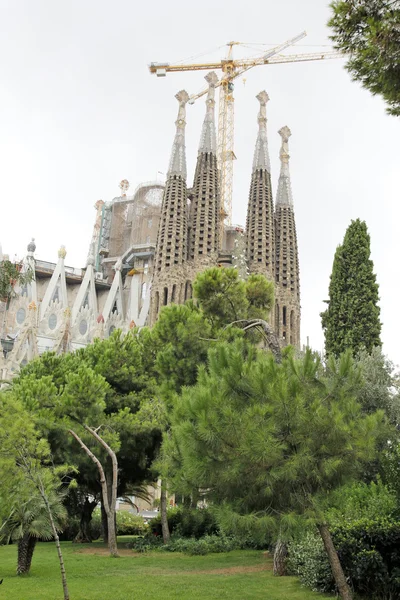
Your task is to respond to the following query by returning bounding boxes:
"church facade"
[0,71,300,381]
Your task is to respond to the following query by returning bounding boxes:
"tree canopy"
[321,219,381,356]
[329,0,400,116]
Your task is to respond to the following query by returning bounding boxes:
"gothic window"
[163,287,168,306]
[282,306,287,327]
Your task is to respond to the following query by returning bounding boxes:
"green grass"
[0,537,333,600]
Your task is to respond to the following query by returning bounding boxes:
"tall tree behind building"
[321,219,381,356]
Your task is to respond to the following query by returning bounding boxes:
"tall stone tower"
[188,72,220,268]
[245,91,275,281]
[149,90,189,323]
[274,126,300,347]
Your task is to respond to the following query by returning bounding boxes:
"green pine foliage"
[329,0,400,116]
[321,219,381,356]
[170,340,384,522]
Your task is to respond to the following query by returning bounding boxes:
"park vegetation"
[0,239,399,599]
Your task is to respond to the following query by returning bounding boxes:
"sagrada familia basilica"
[0,72,300,381]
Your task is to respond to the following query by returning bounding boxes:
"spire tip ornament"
[198,72,218,154]
[276,125,293,207]
[58,245,67,259]
[119,179,129,196]
[252,91,271,173]
[168,90,189,179]
[27,238,36,254]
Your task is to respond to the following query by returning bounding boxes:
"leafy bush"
[90,509,146,539]
[326,481,398,524]
[289,520,400,598]
[149,507,218,539]
[333,519,400,598]
[287,531,333,593]
[128,534,164,553]
[129,533,238,555]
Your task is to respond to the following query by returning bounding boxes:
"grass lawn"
[0,536,333,600]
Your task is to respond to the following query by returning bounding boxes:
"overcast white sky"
[0,0,399,362]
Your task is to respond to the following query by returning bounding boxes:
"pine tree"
[321,219,381,356]
[329,0,400,116]
[169,341,384,600]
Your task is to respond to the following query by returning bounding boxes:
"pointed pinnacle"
[279,126,291,143]
[256,90,270,106]
[175,90,189,105]
[205,71,218,87]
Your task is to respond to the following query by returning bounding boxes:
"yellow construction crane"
[149,32,342,233]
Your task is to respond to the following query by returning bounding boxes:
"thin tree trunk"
[318,523,352,600]
[100,499,108,544]
[69,428,119,557]
[273,537,288,576]
[160,482,170,544]
[39,482,70,600]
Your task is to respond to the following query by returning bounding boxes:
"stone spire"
[276,126,293,207]
[245,91,275,280]
[274,126,300,348]
[150,91,190,324]
[168,90,189,179]
[198,71,218,154]
[189,72,220,263]
[252,91,271,173]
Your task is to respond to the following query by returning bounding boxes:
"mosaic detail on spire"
[276,126,293,207]
[252,91,271,173]
[199,71,218,154]
[168,90,189,179]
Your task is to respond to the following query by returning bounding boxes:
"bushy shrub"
[149,507,218,539]
[90,509,146,539]
[116,511,147,535]
[129,533,238,555]
[333,519,400,598]
[326,481,398,524]
[289,520,400,598]
[129,534,164,553]
[287,531,334,593]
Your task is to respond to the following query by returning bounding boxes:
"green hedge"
[289,520,400,598]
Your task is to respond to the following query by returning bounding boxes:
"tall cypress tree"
[321,219,381,356]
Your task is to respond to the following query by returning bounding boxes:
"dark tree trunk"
[100,498,108,544]
[74,498,97,543]
[273,537,288,576]
[160,482,170,544]
[17,534,37,575]
[318,523,353,600]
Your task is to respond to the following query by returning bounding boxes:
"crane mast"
[149,34,343,243]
